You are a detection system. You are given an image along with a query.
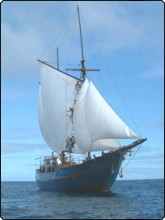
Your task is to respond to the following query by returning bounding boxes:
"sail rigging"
[36,6,147,193]
[38,6,140,155]
[66,6,100,80]
[38,61,139,154]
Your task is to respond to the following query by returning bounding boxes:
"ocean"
[1,179,164,219]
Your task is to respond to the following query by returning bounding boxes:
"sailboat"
[36,6,147,192]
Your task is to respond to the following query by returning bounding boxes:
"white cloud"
[2,22,45,79]
[119,167,164,180]
[2,1,163,80]
[1,142,46,154]
[74,1,163,55]
[2,89,36,100]
[138,65,164,78]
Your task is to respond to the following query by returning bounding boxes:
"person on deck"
[65,137,70,151]
[68,136,76,153]
[73,136,76,146]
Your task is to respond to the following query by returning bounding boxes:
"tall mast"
[66,5,100,81]
[77,5,86,81]
[57,47,59,70]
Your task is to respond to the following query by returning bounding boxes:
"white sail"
[73,79,139,153]
[72,79,92,153]
[86,81,139,140]
[91,139,121,151]
[38,62,80,153]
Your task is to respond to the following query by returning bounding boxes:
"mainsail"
[38,62,81,153]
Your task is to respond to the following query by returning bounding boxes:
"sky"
[1,1,164,181]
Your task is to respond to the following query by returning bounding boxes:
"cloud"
[137,153,164,161]
[143,120,164,131]
[2,89,36,100]
[2,125,40,141]
[2,1,163,81]
[74,1,163,56]
[1,2,77,81]
[121,167,164,180]
[2,22,45,80]
[1,142,46,154]
[150,121,164,129]
[138,65,164,78]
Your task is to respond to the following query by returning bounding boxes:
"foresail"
[73,79,139,153]
[38,62,79,153]
[91,139,121,151]
[85,81,140,140]
[73,79,92,153]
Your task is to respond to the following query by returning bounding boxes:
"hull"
[36,151,123,193]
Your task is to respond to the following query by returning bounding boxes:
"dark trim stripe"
[38,160,115,182]
[37,59,83,82]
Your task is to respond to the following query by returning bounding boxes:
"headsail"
[73,78,140,153]
[38,61,81,153]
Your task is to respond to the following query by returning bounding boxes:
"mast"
[57,47,59,70]
[77,6,84,62]
[66,5,100,81]
[77,5,85,81]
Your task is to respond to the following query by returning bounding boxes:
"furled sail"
[38,62,81,153]
[73,78,140,153]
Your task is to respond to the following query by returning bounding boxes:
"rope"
[65,73,68,142]
[122,144,142,170]
[41,61,79,67]
[81,19,142,173]
[81,16,103,93]
[80,16,142,137]
[39,11,77,60]
[65,13,77,68]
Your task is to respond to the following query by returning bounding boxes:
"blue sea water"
[1,179,164,219]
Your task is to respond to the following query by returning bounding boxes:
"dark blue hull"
[36,151,123,192]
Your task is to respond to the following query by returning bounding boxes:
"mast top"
[66,5,100,81]
[77,5,85,64]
